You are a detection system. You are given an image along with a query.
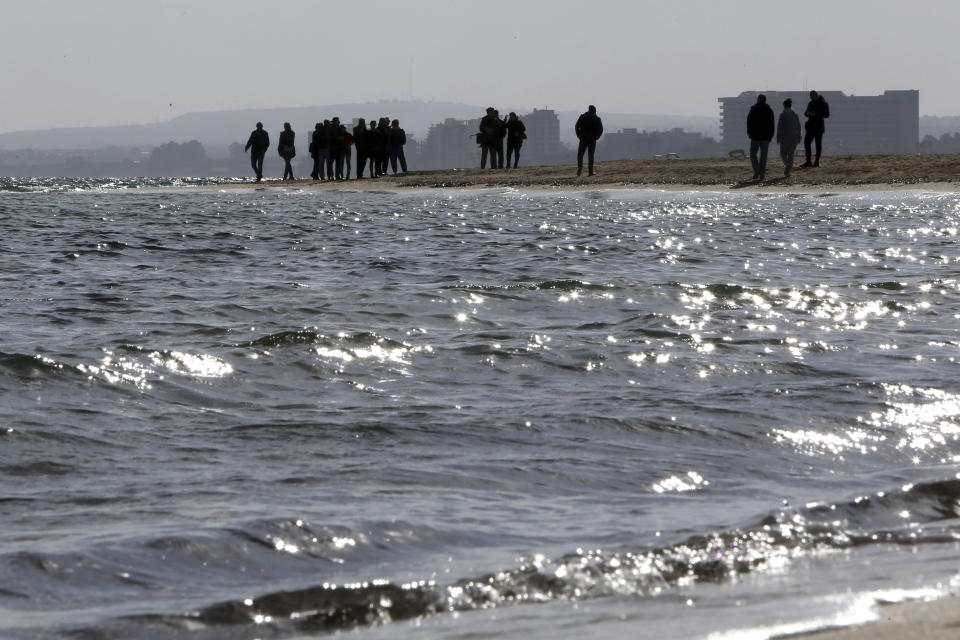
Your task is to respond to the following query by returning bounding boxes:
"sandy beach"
[783,594,960,639]
[212,153,960,192]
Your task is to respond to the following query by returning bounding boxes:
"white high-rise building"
[718,90,919,155]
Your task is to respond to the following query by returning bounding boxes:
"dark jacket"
[245,128,270,154]
[353,124,369,151]
[747,102,775,141]
[387,127,406,147]
[506,119,526,144]
[278,129,295,159]
[575,111,603,141]
[804,96,830,134]
[478,114,501,146]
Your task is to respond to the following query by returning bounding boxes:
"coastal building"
[419,117,480,170]
[603,127,724,159]
[520,108,563,165]
[718,90,919,155]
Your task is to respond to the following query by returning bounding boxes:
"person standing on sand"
[776,98,802,177]
[505,112,526,169]
[801,90,830,168]
[478,107,501,169]
[244,122,269,182]
[278,122,296,181]
[575,105,603,177]
[746,94,775,181]
[387,119,408,174]
[309,122,325,180]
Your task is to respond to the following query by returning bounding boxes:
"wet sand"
[213,153,960,192]
[781,595,960,639]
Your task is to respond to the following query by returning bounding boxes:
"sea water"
[2,178,960,639]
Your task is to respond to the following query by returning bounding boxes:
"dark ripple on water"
[3,182,960,637]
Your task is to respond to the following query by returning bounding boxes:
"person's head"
[783,98,792,108]
[283,121,291,130]
[588,105,597,114]
[508,112,517,121]
[315,122,322,129]
[357,118,365,127]
[757,94,766,104]
[391,119,399,127]
[810,90,818,99]
[255,122,263,129]
[332,117,340,125]
[486,107,495,115]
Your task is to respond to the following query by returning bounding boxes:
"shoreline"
[780,594,960,640]
[152,154,960,194]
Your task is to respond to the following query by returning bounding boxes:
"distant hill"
[0,100,720,156]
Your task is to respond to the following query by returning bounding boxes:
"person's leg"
[587,140,596,175]
[814,133,823,166]
[577,140,586,176]
[749,139,761,177]
[344,149,351,179]
[803,131,814,166]
[481,145,489,169]
[389,148,398,173]
[311,155,320,180]
[758,141,769,179]
[399,149,407,173]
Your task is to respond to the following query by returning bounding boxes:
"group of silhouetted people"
[244,117,409,182]
[475,104,603,176]
[245,105,611,182]
[477,108,527,169]
[747,90,831,180]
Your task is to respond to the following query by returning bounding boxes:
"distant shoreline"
[150,154,960,194]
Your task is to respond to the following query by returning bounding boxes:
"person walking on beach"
[478,107,501,169]
[575,105,603,177]
[746,94,775,181]
[776,98,802,177]
[278,122,296,181]
[387,119,408,174]
[505,112,526,169]
[801,90,830,168]
[244,122,269,182]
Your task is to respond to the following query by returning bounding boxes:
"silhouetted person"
[505,112,526,168]
[802,90,830,167]
[367,118,386,177]
[575,105,603,176]
[278,122,296,181]
[353,118,370,179]
[244,122,269,182]
[310,122,326,180]
[478,107,501,169]
[494,109,507,168]
[776,98,802,177]
[343,127,353,179]
[388,119,408,174]
[747,94,775,180]
[326,117,345,180]
[376,118,390,176]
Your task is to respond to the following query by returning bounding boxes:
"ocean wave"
[22,477,959,638]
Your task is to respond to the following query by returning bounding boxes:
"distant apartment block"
[419,109,565,170]
[521,108,563,165]
[718,90,919,155]
[603,127,723,159]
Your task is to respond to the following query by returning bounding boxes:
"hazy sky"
[2,0,957,133]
